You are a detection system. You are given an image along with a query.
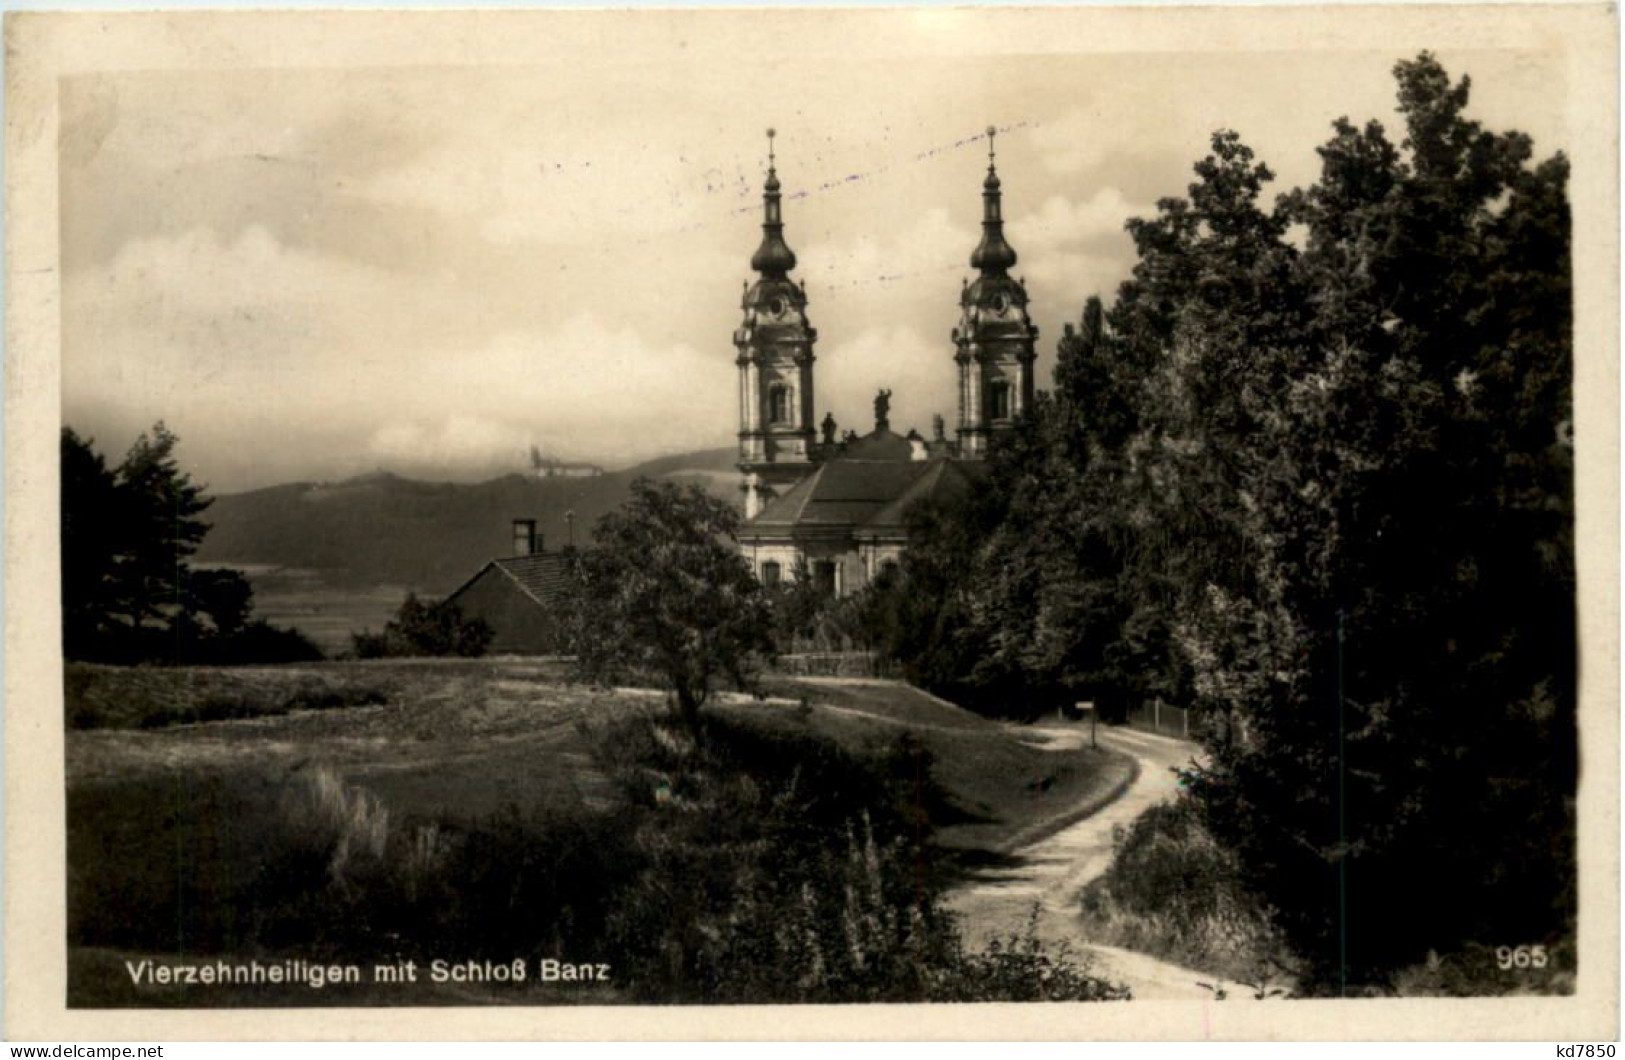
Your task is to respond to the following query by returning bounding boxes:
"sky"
[57,30,1571,492]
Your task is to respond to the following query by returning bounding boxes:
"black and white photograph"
[4,4,1618,1041]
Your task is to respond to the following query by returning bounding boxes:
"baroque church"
[735,128,1037,596]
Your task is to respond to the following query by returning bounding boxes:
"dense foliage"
[351,593,493,658]
[561,477,775,728]
[869,54,1575,988]
[61,424,322,664]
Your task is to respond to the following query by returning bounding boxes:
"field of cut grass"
[68,658,613,821]
[67,663,392,730]
[65,659,1131,1006]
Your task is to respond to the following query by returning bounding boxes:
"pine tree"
[60,428,125,657]
[110,422,213,637]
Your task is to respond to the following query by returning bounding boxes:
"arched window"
[769,385,792,425]
[812,560,837,596]
[989,379,1012,421]
[761,560,782,587]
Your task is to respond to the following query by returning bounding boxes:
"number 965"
[1495,945,1549,970]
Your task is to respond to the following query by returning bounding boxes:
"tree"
[763,558,828,649]
[877,52,1574,987]
[1125,55,1572,984]
[61,429,125,658]
[185,567,255,640]
[351,593,493,658]
[110,422,213,636]
[562,477,773,729]
[62,422,322,664]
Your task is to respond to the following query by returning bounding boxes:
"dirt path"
[944,724,1266,1001]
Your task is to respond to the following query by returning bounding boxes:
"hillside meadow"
[66,658,1132,1006]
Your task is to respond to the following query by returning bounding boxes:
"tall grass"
[1076,796,1296,991]
[68,764,634,965]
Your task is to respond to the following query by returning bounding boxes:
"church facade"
[735,128,1037,595]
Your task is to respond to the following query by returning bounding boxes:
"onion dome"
[750,128,798,279]
[969,125,1018,275]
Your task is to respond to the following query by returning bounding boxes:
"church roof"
[744,424,984,540]
[747,458,929,531]
[859,458,987,536]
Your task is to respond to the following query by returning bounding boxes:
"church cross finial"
[750,127,796,278]
[970,123,1017,275]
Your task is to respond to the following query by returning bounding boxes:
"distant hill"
[197,448,740,595]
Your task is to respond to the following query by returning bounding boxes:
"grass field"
[65,658,1132,1006]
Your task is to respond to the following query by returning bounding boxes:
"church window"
[989,379,1012,420]
[761,560,782,587]
[769,385,792,425]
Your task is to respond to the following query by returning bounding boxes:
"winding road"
[944,723,1267,1001]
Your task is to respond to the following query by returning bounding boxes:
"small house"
[445,520,574,654]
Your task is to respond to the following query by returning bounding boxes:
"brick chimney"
[512,519,539,557]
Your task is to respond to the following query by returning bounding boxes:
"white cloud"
[366,416,535,471]
[1004,187,1143,297]
[1010,187,1136,252]
[399,316,736,467]
[65,226,738,483]
[65,225,409,430]
[87,224,388,318]
[800,207,972,297]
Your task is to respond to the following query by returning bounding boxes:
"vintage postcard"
[4,4,1618,1041]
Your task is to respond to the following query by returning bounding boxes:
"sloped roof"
[859,458,987,535]
[747,459,933,531]
[447,551,575,607]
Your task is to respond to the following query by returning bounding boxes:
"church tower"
[953,127,1038,458]
[736,130,819,518]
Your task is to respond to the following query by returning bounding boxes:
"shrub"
[217,620,325,664]
[928,909,1131,1002]
[1076,795,1295,991]
[352,593,492,659]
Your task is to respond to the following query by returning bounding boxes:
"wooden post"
[1075,702,1096,748]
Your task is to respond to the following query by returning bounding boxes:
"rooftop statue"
[874,389,892,430]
